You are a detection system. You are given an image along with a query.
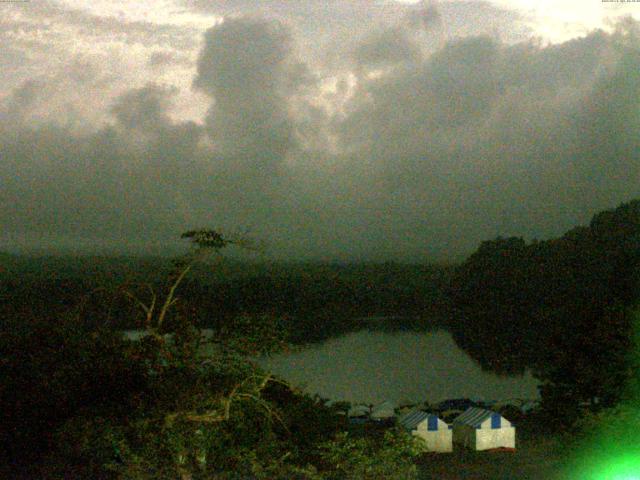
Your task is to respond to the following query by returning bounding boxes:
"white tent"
[452,407,515,451]
[348,404,370,418]
[399,410,452,453]
[370,401,395,421]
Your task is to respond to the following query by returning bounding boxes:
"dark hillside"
[448,199,640,423]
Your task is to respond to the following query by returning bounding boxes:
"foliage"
[1,231,449,477]
[317,429,423,480]
[448,200,640,425]
[20,229,356,479]
[1,255,452,339]
[0,311,146,467]
[558,402,640,479]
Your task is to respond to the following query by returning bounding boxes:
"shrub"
[318,429,423,480]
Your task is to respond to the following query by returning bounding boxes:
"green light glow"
[595,454,640,479]
[562,315,640,480]
[567,448,640,480]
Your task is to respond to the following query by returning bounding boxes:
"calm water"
[260,329,540,405]
[124,328,540,405]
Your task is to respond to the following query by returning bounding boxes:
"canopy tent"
[399,409,452,453]
[452,407,515,451]
[347,404,370,418]
[370,401,396,421]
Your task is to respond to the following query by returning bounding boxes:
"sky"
[1,0,639,261]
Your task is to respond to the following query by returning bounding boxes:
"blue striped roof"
[399,410,429,429]
[453,407,509,429]
[399,410,448,431]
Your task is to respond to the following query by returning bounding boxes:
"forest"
[2,199,640,478]
[448,199,640,423]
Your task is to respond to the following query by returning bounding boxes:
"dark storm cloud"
[182,0,531,65]
[193,17,310,171]
[111,84,177,133]
[1,11,640,260]
[332,24,640,256]
[0,81,206,251]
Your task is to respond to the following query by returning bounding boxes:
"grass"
[416,429,565,479]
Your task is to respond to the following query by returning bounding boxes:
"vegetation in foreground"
[3,199,640,477]
[1,230,426,479]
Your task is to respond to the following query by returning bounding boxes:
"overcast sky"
[1,0,639,261]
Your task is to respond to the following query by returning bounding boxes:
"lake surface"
[260,329,540,405]
[124,327,540,405]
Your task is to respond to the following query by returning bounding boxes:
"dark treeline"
[1,258,452,344]
[447,199,640,423]
[179,262,452,343]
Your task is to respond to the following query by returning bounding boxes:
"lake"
[124,327,540,405]
[261,329,540,405]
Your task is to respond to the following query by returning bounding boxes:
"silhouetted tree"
[448,200,640,425]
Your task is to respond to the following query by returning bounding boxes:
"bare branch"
[122,290,151,317]
[156,262,193,331]
[164,375,288,430]
[146,288,157,328]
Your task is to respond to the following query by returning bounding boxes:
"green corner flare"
[563,314,640,480]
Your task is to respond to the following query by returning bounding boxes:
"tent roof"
[399,410,428,429]
[348,405,370,417]
[371,401,395,416]
[372,400,394,409]
[399,410,448,430]
[453,407,510,428]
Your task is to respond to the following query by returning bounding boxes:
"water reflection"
[260,329,540,404]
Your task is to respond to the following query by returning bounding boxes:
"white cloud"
[490,0,640,43]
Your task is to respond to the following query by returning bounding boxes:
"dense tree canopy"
[448,200,640,423]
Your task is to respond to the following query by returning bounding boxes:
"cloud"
[111,83,176,133]
[193,17,310,171]
[148,50,193,70]
[354,27,422,68]
[0,1,203,126]
[330,22,640,256]
[181,0,529,70]
[404,0,442,31]
[1,79,44,121]
[0,55,121,131]
[1,8,640,261]
[0,81,206,250]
